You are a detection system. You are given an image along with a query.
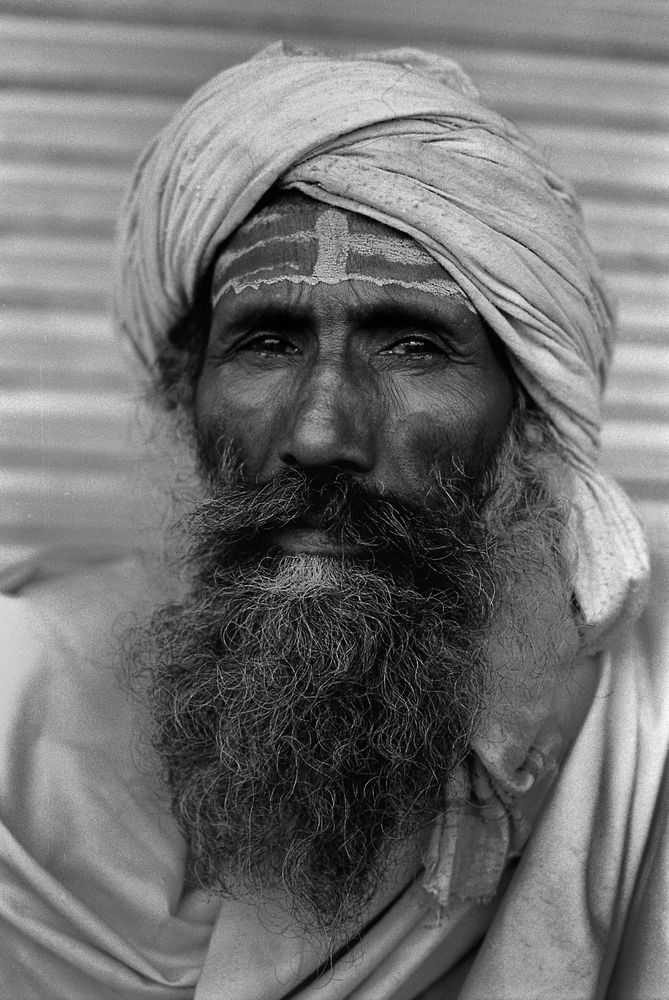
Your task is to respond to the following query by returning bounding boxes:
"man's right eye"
[241,334,299,355]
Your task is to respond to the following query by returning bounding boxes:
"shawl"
[113,43,648,648]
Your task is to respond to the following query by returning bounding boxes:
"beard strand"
[124,407,576,945]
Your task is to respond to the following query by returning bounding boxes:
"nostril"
[278,426,374,474]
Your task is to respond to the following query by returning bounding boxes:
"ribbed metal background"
[1,0,667,571]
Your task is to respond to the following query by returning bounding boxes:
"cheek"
[458,382,516,475]
[194,374,279,476]
[383,380,514,489]
[384,412,472,489]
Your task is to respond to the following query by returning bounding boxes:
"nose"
[278,364,375,473]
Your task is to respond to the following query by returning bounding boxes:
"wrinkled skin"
[195,198,515,528]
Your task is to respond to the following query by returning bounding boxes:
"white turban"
[114,43,648,649]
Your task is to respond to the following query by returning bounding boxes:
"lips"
[270,526,362,556]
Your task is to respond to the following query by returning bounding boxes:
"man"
[0,43,666,999]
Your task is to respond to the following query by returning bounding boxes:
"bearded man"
[0,44,666,1000]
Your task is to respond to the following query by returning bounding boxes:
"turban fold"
[114,42,648,648]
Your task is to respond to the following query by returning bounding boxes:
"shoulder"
[0,556,212,994]
[0,554,155,754]
[601,549,669,994]
[0,554,153,666]
[606,548,669,713]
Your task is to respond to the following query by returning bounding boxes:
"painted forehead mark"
[313,209,348,283]
[213,219,437,281]
[214,271,472,303]
[212,206,476,312]
[214,231,315,275]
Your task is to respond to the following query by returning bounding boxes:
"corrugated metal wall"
[1,0,668,573]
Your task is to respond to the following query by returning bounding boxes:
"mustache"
[186,462,491,579]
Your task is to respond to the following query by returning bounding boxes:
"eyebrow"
[345,299,477,332]
[212,296,480,349]
[214,301,313,336]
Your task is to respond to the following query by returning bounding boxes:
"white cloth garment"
[0,555,667,998]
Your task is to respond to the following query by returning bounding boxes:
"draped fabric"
[2,555,668,998]
[113,44,648,648]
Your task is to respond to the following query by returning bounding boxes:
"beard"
[125,408,576,947]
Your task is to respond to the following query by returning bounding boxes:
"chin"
[261,552,348,594]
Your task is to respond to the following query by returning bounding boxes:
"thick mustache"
[196,468,422,534]
[186,465,485,577]
[200,467,452,529]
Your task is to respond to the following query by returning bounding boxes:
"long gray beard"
[125,410,576,945]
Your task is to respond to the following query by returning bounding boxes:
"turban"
[114,42,648,649]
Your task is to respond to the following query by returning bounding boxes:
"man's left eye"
[383,337,443,356]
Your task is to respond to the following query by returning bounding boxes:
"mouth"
[270,526,363,557]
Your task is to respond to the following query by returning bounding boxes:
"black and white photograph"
[0,2,668,997]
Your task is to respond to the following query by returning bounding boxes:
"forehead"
[212,193,474,312]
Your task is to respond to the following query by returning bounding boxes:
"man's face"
[195,195,514,515]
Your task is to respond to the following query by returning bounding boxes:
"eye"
[241,334,300,356]
[382,336,444,357]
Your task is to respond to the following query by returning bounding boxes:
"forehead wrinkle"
[211,200,476,312]
[214,271,480,337]
[215,272,476,308]
[338,278,481,330]
[213,231,317,286]
[213,266,317,321]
